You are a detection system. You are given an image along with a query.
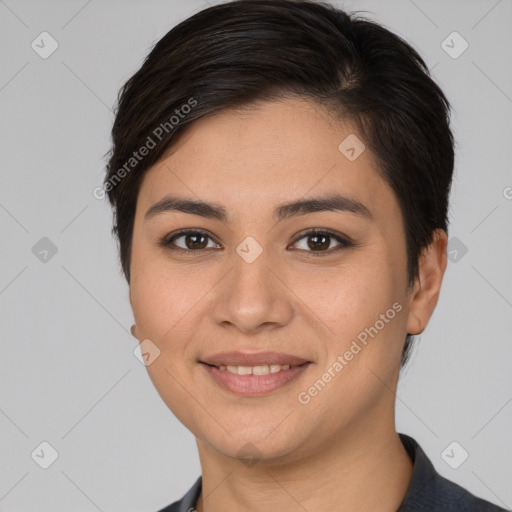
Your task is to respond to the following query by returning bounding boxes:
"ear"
[406,229,448,335]
[128,288,138,339]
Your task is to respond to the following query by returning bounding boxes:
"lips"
[200,351,311,367]
[200,359,312,395]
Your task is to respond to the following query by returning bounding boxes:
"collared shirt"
[156,433,508,511]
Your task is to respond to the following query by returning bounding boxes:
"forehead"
[137,98,398,224]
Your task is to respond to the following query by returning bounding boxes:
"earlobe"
[406,229,448,336]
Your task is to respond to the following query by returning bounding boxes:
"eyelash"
[159,228,355,256]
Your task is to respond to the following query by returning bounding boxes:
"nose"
[210,245,294,334]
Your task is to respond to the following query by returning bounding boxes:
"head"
[104,0,453,462]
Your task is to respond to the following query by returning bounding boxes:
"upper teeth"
[218,364,294,375]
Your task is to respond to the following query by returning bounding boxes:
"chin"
[195,422,312,466]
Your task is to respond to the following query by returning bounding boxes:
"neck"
[194,419,413,512]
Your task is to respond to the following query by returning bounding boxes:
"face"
[129,98,439,465]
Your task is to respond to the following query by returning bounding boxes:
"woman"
[103,1,507,510]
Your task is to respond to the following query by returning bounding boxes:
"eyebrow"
[144,193,373,224]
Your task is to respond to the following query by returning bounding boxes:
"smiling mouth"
[202,362,308,375]
[199,361,312,396]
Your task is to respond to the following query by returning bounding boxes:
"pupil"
[187,233,207,250]
[309,234,329,251]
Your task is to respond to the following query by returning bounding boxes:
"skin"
[129,97,448,512]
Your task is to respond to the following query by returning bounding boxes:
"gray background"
[0,0,511,510]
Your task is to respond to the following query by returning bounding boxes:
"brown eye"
[180,232,208,250]
[161,229,221,253]
[290,229,354,254]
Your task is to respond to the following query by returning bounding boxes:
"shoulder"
[398,433,508,512]
[155,502,180,512]
[155,476,202,512]
[434,472,508,511]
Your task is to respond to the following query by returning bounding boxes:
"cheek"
[129,265,197,386]
[294,264,406,421]
[130,255,205,335]
[293,248,408,387]
[294,253,403,336]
